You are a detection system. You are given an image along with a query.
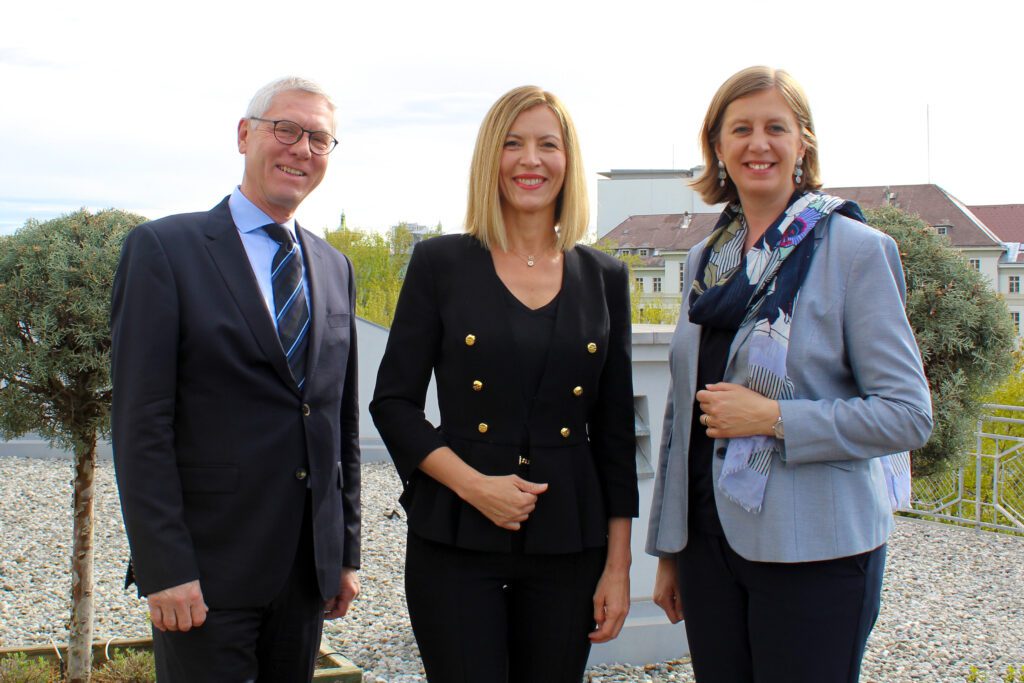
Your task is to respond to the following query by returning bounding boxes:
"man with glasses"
[111,76,360,682]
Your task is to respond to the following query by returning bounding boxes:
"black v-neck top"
[504,289,560,405]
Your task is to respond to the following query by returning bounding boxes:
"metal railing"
[904,403,1024,535]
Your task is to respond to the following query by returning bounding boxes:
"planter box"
[0,637,362,682]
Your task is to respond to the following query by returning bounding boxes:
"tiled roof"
[600,213,720,252]
[823,184,1001,248]
[969,205,1024,243]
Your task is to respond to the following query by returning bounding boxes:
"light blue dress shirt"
[228,187,311,333]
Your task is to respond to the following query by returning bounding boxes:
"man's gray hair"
[244,76,337,128]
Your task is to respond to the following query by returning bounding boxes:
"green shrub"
[91,649,156,683]
[866,206,1016,476]
[0,652,59,683]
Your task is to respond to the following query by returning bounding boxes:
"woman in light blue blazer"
[646,66,933,683]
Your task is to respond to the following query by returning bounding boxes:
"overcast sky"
[2,0,1018,236]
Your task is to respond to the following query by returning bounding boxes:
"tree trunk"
[67,437,97,683]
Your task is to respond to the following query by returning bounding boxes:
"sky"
[2,0,1020,237]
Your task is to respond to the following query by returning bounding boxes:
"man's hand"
[324,567,360,619]
[147,580,207,632]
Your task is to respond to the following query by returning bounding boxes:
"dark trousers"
[152,497,325,683]
[675,532,886,683]
[405,532,606,683]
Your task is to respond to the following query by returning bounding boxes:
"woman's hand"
[590,567,630,643]
[590,518,632,643]
[696,382,779,439]
[461,474,548,530]
[652,556,684,624]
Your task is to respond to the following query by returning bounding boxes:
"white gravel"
[1,456,1022,682]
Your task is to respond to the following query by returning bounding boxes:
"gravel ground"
[1,456,1022,682]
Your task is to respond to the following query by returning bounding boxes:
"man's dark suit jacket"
[111,197,360,609]
[370,234,638,554]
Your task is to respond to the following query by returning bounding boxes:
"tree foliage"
[325,223,439,327]
[866,205,1016,475]
[0,208,145,682]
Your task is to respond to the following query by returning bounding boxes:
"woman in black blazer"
[370,85,639,682]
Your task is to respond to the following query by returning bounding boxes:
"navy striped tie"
[263,224,310,390]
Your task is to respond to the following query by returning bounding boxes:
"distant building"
[389,221,440,253]
[601,183,1024,340]
[596,168,720,237]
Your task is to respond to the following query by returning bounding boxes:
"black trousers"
[675,532,886,683]
[405,532,606,683]
[152,496,325,683]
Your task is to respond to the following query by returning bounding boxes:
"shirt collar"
[229,187,298,238]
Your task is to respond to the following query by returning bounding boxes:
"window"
[680,269,686,292]
[969,258,981,271]
[1013,312,1020,334]
[635,277,643,291]
[1010,276,1020,294]
[653,277,662,293]
[935,226,948,236]
[638,248,649,257]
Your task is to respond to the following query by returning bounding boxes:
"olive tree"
[866,205,1016,476]
[0,208,144,682]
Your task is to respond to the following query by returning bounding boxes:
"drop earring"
[718,160,727,187]
[794,157,804,184]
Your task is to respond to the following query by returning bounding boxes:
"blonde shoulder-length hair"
[692,66,823,206]
[464,85,589,252]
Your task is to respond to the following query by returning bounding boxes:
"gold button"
[301,403,311,416]
[465,334,476,346]
[560,427,570,438]
[295,468,308,480]
[478,422,489,433]
[518,455,531,466]
[472,380,483,392]
[587,342,597,354]
[572,386,583,397]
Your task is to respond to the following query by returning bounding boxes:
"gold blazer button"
[572,386,583,397]
[472,380,483,391]
[560,427,570,438]
[478,422,489,433]
[465,334,477,346]
[587,342,597,354]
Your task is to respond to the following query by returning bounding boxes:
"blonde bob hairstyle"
[464,85,589,252]
[692,66,822,206]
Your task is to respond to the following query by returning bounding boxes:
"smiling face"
[498,104,567,222]
[237,89,334,223]
[715,87,806,208]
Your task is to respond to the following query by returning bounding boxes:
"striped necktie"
[262,223,310,390]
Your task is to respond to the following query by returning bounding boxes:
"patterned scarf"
[690,191,911,514]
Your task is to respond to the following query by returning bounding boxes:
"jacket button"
[518,455,530,466]
[301,403,311,416]
[572,386,583,397]
[716,447,726,458]
[587,342,597,354]
[478,423,489,434]
[465,334,477,346]
[472,380,483,392]
[295,468,308,480]
[560,427,570,438]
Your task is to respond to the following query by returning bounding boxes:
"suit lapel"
[297,226,326,397]
[202,200,299,395]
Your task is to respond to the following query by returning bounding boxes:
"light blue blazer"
[646,213,933,563]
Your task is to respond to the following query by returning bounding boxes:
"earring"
[718,159,727,187]
[794,157,804,184]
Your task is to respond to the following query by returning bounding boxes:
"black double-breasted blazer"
[370,234,638,553]
[111,197,361,608]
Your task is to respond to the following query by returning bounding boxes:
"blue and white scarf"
[690,191,911,514]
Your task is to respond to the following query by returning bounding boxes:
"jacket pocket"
[178,466,239,493]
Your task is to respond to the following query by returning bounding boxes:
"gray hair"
[244,76,337,130]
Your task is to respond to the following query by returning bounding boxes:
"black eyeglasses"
[249,117,338,155]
